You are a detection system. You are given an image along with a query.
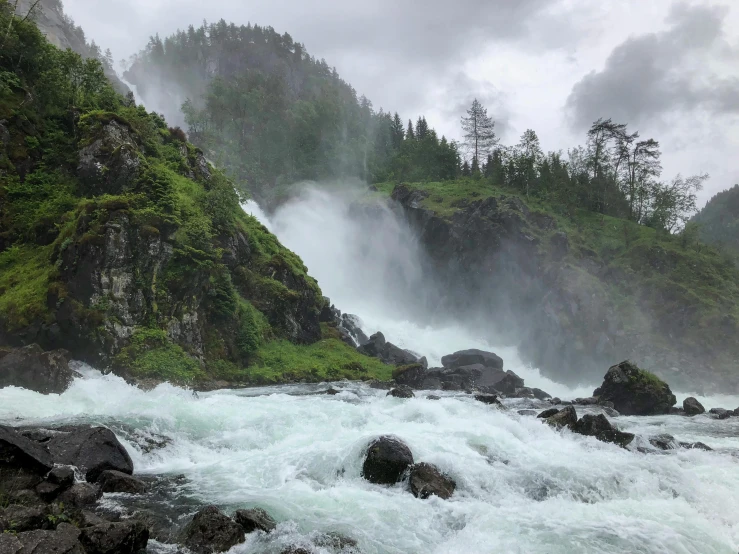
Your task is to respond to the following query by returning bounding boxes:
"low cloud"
[566,2,739,130]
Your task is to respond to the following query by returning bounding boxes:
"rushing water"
[1,367,739,554]
[1,190,737,553]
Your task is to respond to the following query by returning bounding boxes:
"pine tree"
[471,156,480,177]
[461,159,471,177]
[406,119,415,141]
[461,98,497,163]
[390,113,404,150]
[416,116,429,140]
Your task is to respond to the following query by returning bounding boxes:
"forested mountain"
[125,21,460,203]
[691,184,739,258]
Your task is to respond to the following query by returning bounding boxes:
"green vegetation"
[380,177,739,373]
[126,22,461,202]
[249,337,393,385]
[0,6,390,386]
[691,184,739,260]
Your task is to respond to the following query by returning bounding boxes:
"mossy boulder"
[594,360,676,415]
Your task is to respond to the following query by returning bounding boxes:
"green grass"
[0,245,54,331]
[248,336,393,385]
[113,327,205,383]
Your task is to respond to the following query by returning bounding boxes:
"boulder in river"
[709,407,732,420]
[408,463,456,500]
[79,520,149,554]
[441,349,504,370]
[233,508,277,534]
[179,506,245,554]
[387,385,415,399]
[45,425,134,482]
[545,405,577,428]
[474,394,503,407]
[0,425,54,492]
[649,434,678,450]
[493,371,525,395]
[537,408,560,419]
[0,344,75,394]
[362,436,414,485]
[594,361,676,415]
[683,397,705,416]
[570,414,634,448]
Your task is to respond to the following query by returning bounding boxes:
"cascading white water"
[1,366,738,553]
[2,185,738,553]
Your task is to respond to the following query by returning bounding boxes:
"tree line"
[127,21,709,231]
[458,99,708,233]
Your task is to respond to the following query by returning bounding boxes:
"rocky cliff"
[0,11,392,386]
[390,182,739,391]
[14,0,130,95]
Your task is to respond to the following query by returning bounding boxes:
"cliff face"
[390,183,739,392]
[14,0,130,95]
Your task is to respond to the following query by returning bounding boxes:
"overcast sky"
[62,0,739,206]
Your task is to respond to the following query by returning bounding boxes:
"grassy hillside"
[691,184,739,260]
[0,5,391,386]
[380,178,739,384]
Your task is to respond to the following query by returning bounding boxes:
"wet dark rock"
[474,394,502,407]
[679,441,713,451]
[79,520,149,554]
[358,332,422,366]
[669,407,686,415]
[179,506,245,554]
[549,397,561,404]
[46,426,134,482]
[233,508,277,534]
[602,407,621,418]
[545,405,577,428]
[408,462,456,500]
[367,379,395,390]
[57,483,102,508]
[574,397,598,405]
[387,385,415,399]
[0,345,75,395]
[338,314,370,347]
[0,522,84,554]
[571,414,635,448]
[35,466,75,501]
[492,371,525,395]
[649,434,678,450]
[598,400,615,409]
[325,387,341,395]
[97,470,147,495]
[426,395,441,400]
[362,436,414,485]
[518,410,538,416]
[537,408,560,419]
[0,425,54,475]
[709,408,732,420]
[530,388,552,400]
[509,387,536,399]
[0,504,52,532]
[441,349,503,370]
[683,397,705,416]
[595,361,676,416]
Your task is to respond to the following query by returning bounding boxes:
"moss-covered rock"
[594,360,676,416]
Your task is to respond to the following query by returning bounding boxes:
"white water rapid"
[1,185,738,553]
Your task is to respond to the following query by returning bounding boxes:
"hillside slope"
[691,184,739,259]
[0,6,391,386]
[382,180,739,391]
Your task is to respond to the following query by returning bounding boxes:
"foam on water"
[1,369,738,554]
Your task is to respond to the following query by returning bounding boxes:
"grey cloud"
[565,2,739,131]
